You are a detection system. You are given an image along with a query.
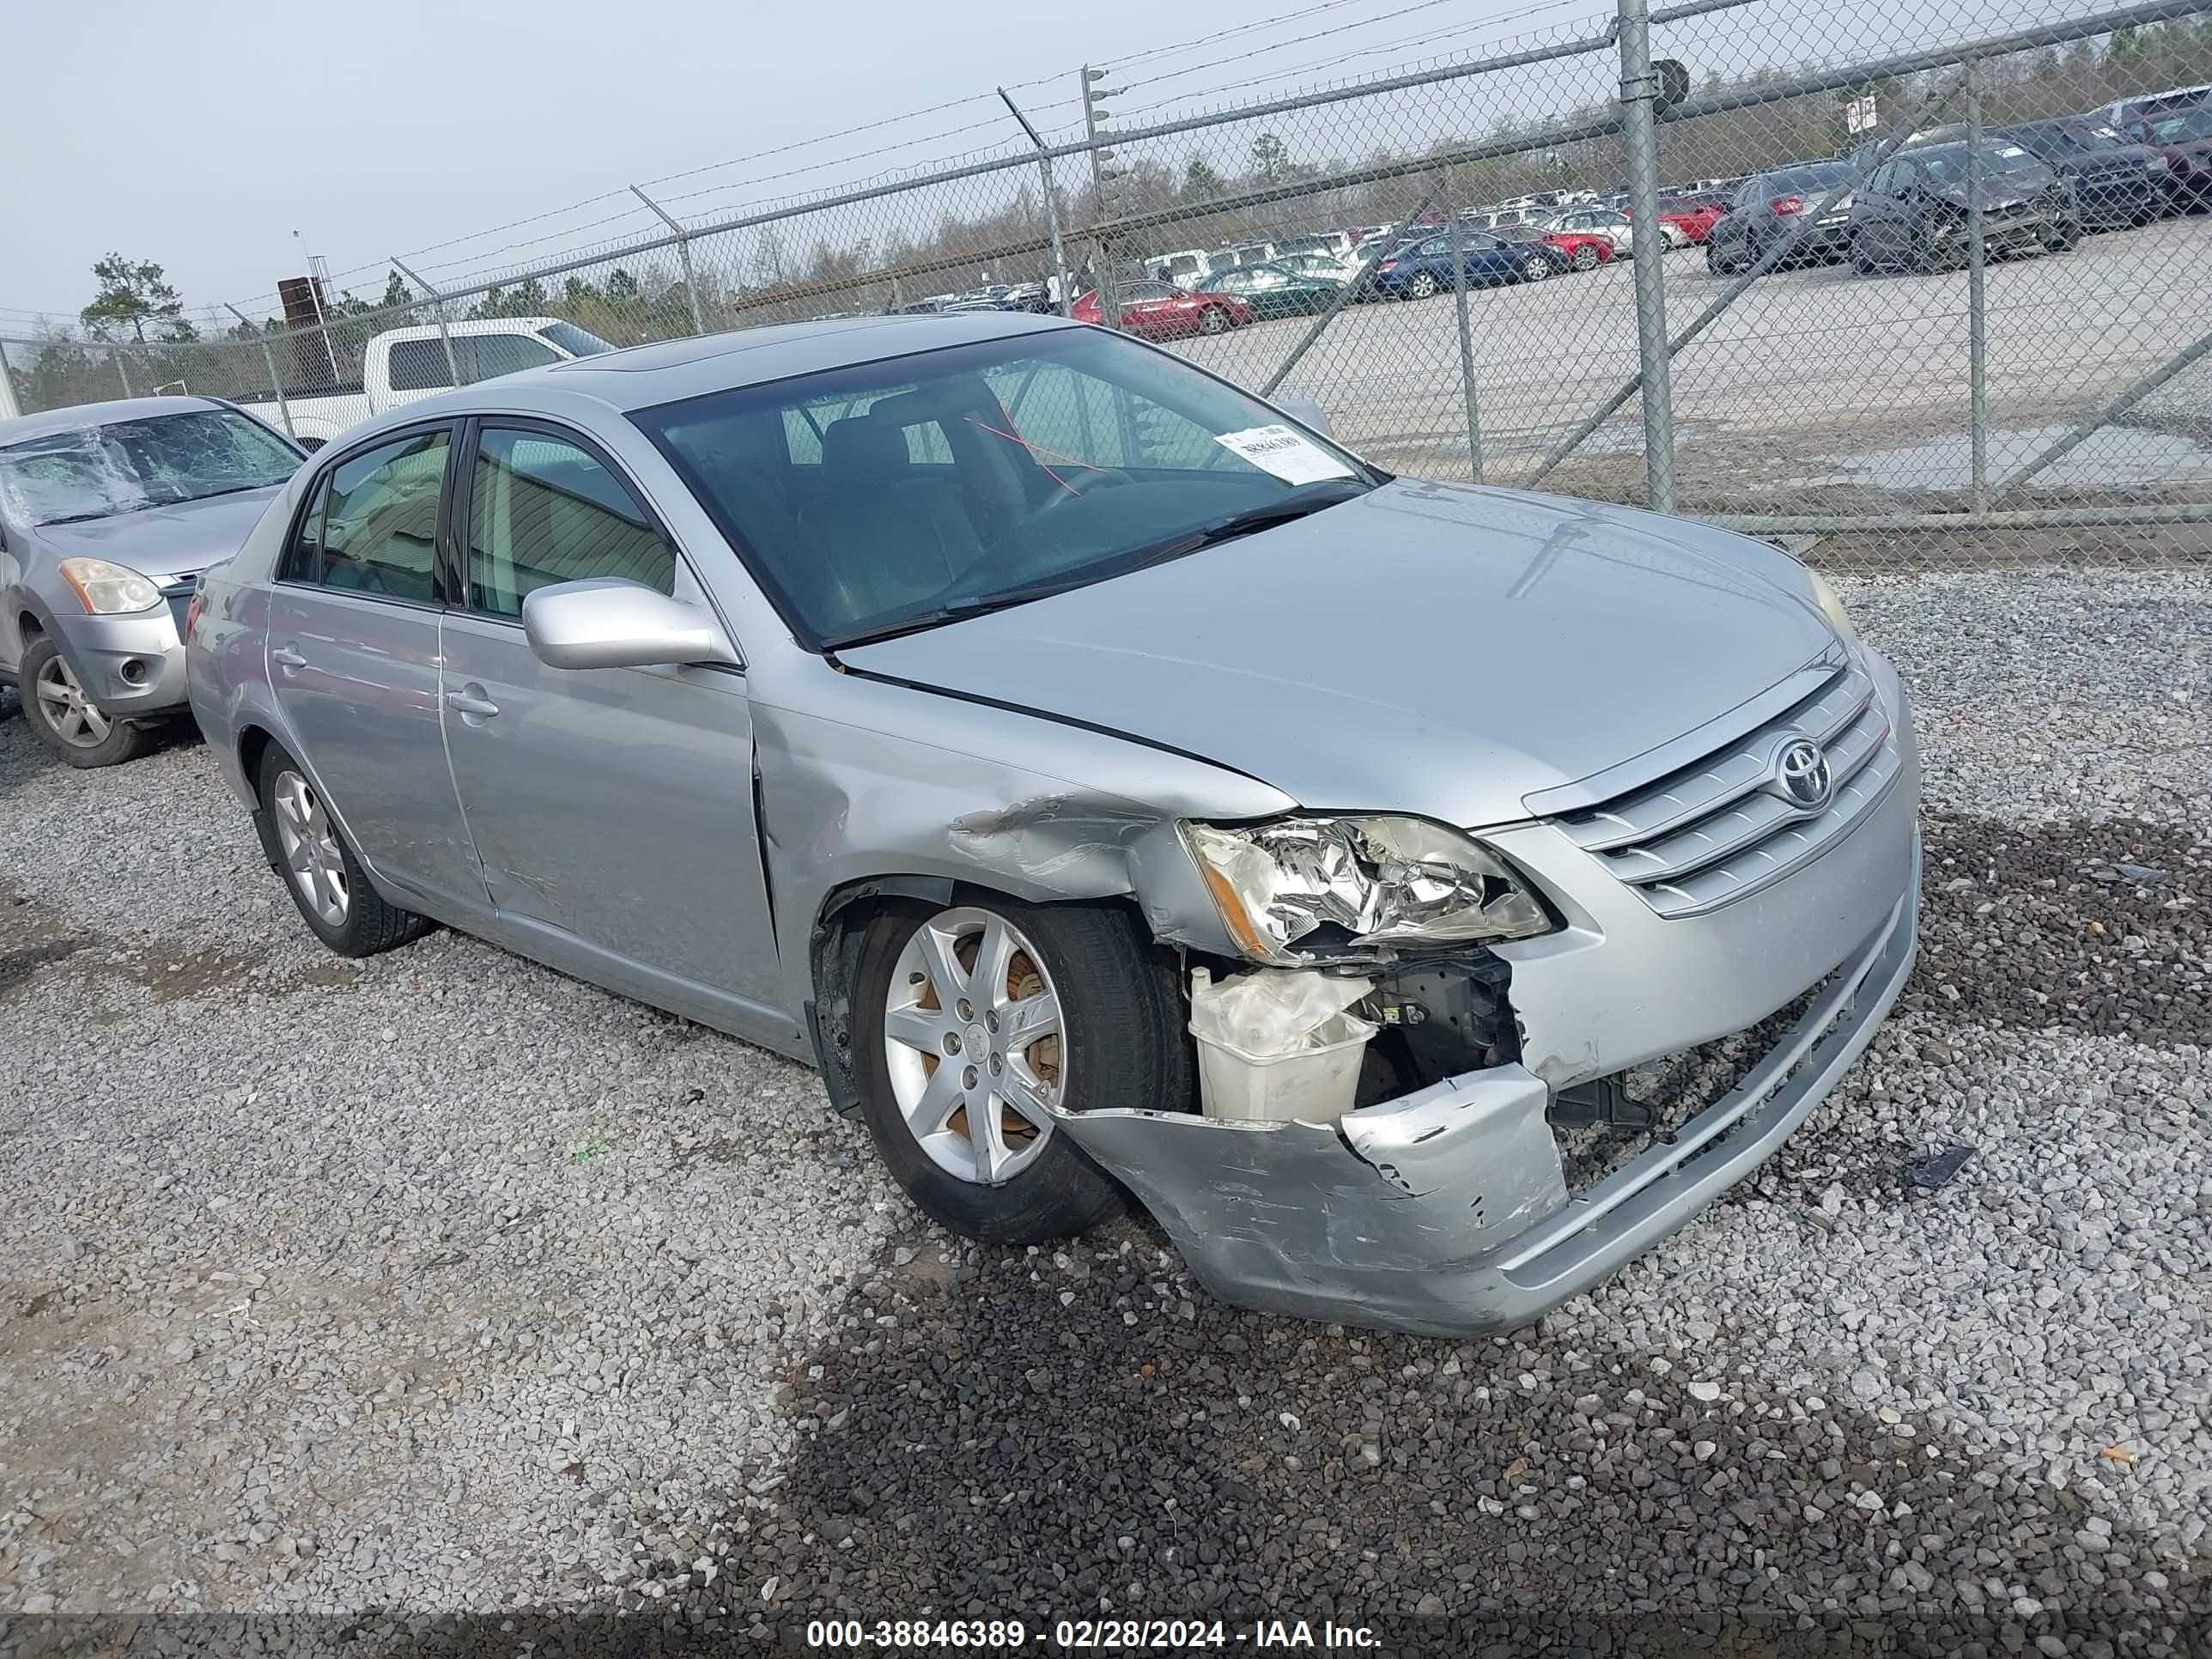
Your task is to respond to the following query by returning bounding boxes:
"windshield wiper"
[822,574,1105,651]
[1116,477,1373,573]
[170,483,277,504]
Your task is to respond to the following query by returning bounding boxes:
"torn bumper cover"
[1057,871,1918,1337]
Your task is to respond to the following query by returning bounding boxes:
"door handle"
[271,644,307,670]
[444,688,501,720]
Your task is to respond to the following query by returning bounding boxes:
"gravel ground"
[1,566,2208,1653]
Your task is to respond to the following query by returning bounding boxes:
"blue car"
[1370,228,1565,298]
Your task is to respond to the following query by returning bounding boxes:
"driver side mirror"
[1275,393,1334,438]
[522,577,738,672]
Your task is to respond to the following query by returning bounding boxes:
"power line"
[1119,0,1486,93]
[1116,0,1603,118]
[1097,0,1414,73]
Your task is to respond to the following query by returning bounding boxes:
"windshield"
[633,327,1380,650]
[2148,107,2212,143]
[1915,141,2034,182]
[540,321,616,357]
[0,408,300,527]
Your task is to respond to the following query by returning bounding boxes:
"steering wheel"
[1035,467,1137,514]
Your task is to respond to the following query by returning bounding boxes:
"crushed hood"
[839,479,1841,827]
[30,486,286,580]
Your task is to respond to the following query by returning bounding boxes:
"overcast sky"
[3,0,1578,327]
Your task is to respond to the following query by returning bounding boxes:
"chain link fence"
[5,0,2209,571]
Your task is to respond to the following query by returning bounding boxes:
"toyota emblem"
[1777,738,1832,811]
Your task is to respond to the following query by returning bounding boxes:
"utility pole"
[1079,66,1128,331]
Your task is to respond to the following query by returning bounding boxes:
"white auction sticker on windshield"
[1213,424,1356,486]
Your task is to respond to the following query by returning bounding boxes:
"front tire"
[256,741,429,957]
[1522,256,1552,283]
[1403,270,1438,300]
[1571,243,1599,271]
[1198,305,1232,335]
[853,896,1183,1244]
[21,636,152,769]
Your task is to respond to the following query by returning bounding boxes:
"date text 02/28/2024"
[802,1618,1383,1648]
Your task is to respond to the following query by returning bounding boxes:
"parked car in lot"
[1498,222,1613,271]
[1849,139,2079,273]
[185,312,1918,1335]
[1705,161,1858,273]
[1542,205,1642,251]
[1194,260,1344,319]
[1657,191,1729,244]
[1370,228,1563,296]
[2102,82,2212,130]
[1994,118,2168,228]
[1,397,304,766]
[2136,103,2212,209]
[1071,281,1253,338]
[232,317,616,451]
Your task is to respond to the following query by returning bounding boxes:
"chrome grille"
[1556,665,1900,918]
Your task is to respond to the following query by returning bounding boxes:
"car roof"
[331,312,1086,441]
[0,395,228,448]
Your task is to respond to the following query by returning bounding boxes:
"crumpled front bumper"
[1060,868,1917,1334]
[1060,653,1922,1336]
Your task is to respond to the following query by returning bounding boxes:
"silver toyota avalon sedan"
[186,313,1918,1335]
[2,397,304,766]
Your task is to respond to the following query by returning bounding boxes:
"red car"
[1072,280,1253,340]
[1539,228,1617,270]
[1657,194,1729,244]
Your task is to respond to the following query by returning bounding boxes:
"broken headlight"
[1182,815,1553,964]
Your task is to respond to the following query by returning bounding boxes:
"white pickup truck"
[237,316,615,449]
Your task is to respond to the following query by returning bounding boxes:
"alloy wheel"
[882,907,1063,1186]
[1405,271,1437,300]
[272,769,350,928]
[1524,256,1551,281]
[33,654,112,748]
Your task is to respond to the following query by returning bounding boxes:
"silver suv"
[2,397,303,766]
[185,314,1919,1335]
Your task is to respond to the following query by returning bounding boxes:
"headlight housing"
[1806,568,1862,655]
[58,556,162,616]
[1182,815,1553,965]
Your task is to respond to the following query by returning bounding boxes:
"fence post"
[390,256,463,386]
[0,339,21,422]
[631,185,708,336]
[228,303,295,440]
[1000,88,1076,319]
[113,343,135,399]
[1449,208,1485,484]
[1965,58,1989,512]
[1616,0,1677,513]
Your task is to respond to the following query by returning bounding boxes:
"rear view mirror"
[1275,392,1334,437]
[522,578,738,672]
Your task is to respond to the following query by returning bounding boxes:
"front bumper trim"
[1056,854,1919,1336]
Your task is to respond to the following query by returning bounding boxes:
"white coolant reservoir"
[1187,966,1376,1124]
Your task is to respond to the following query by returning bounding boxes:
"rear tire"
[1522,256,1551,283]
[255,741,430,957]
[1571,243,1599,271]
[1403,270,1438,300]
[1199,306,1232,335]
[21,636,153,769]
[852,896,1185,1244]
